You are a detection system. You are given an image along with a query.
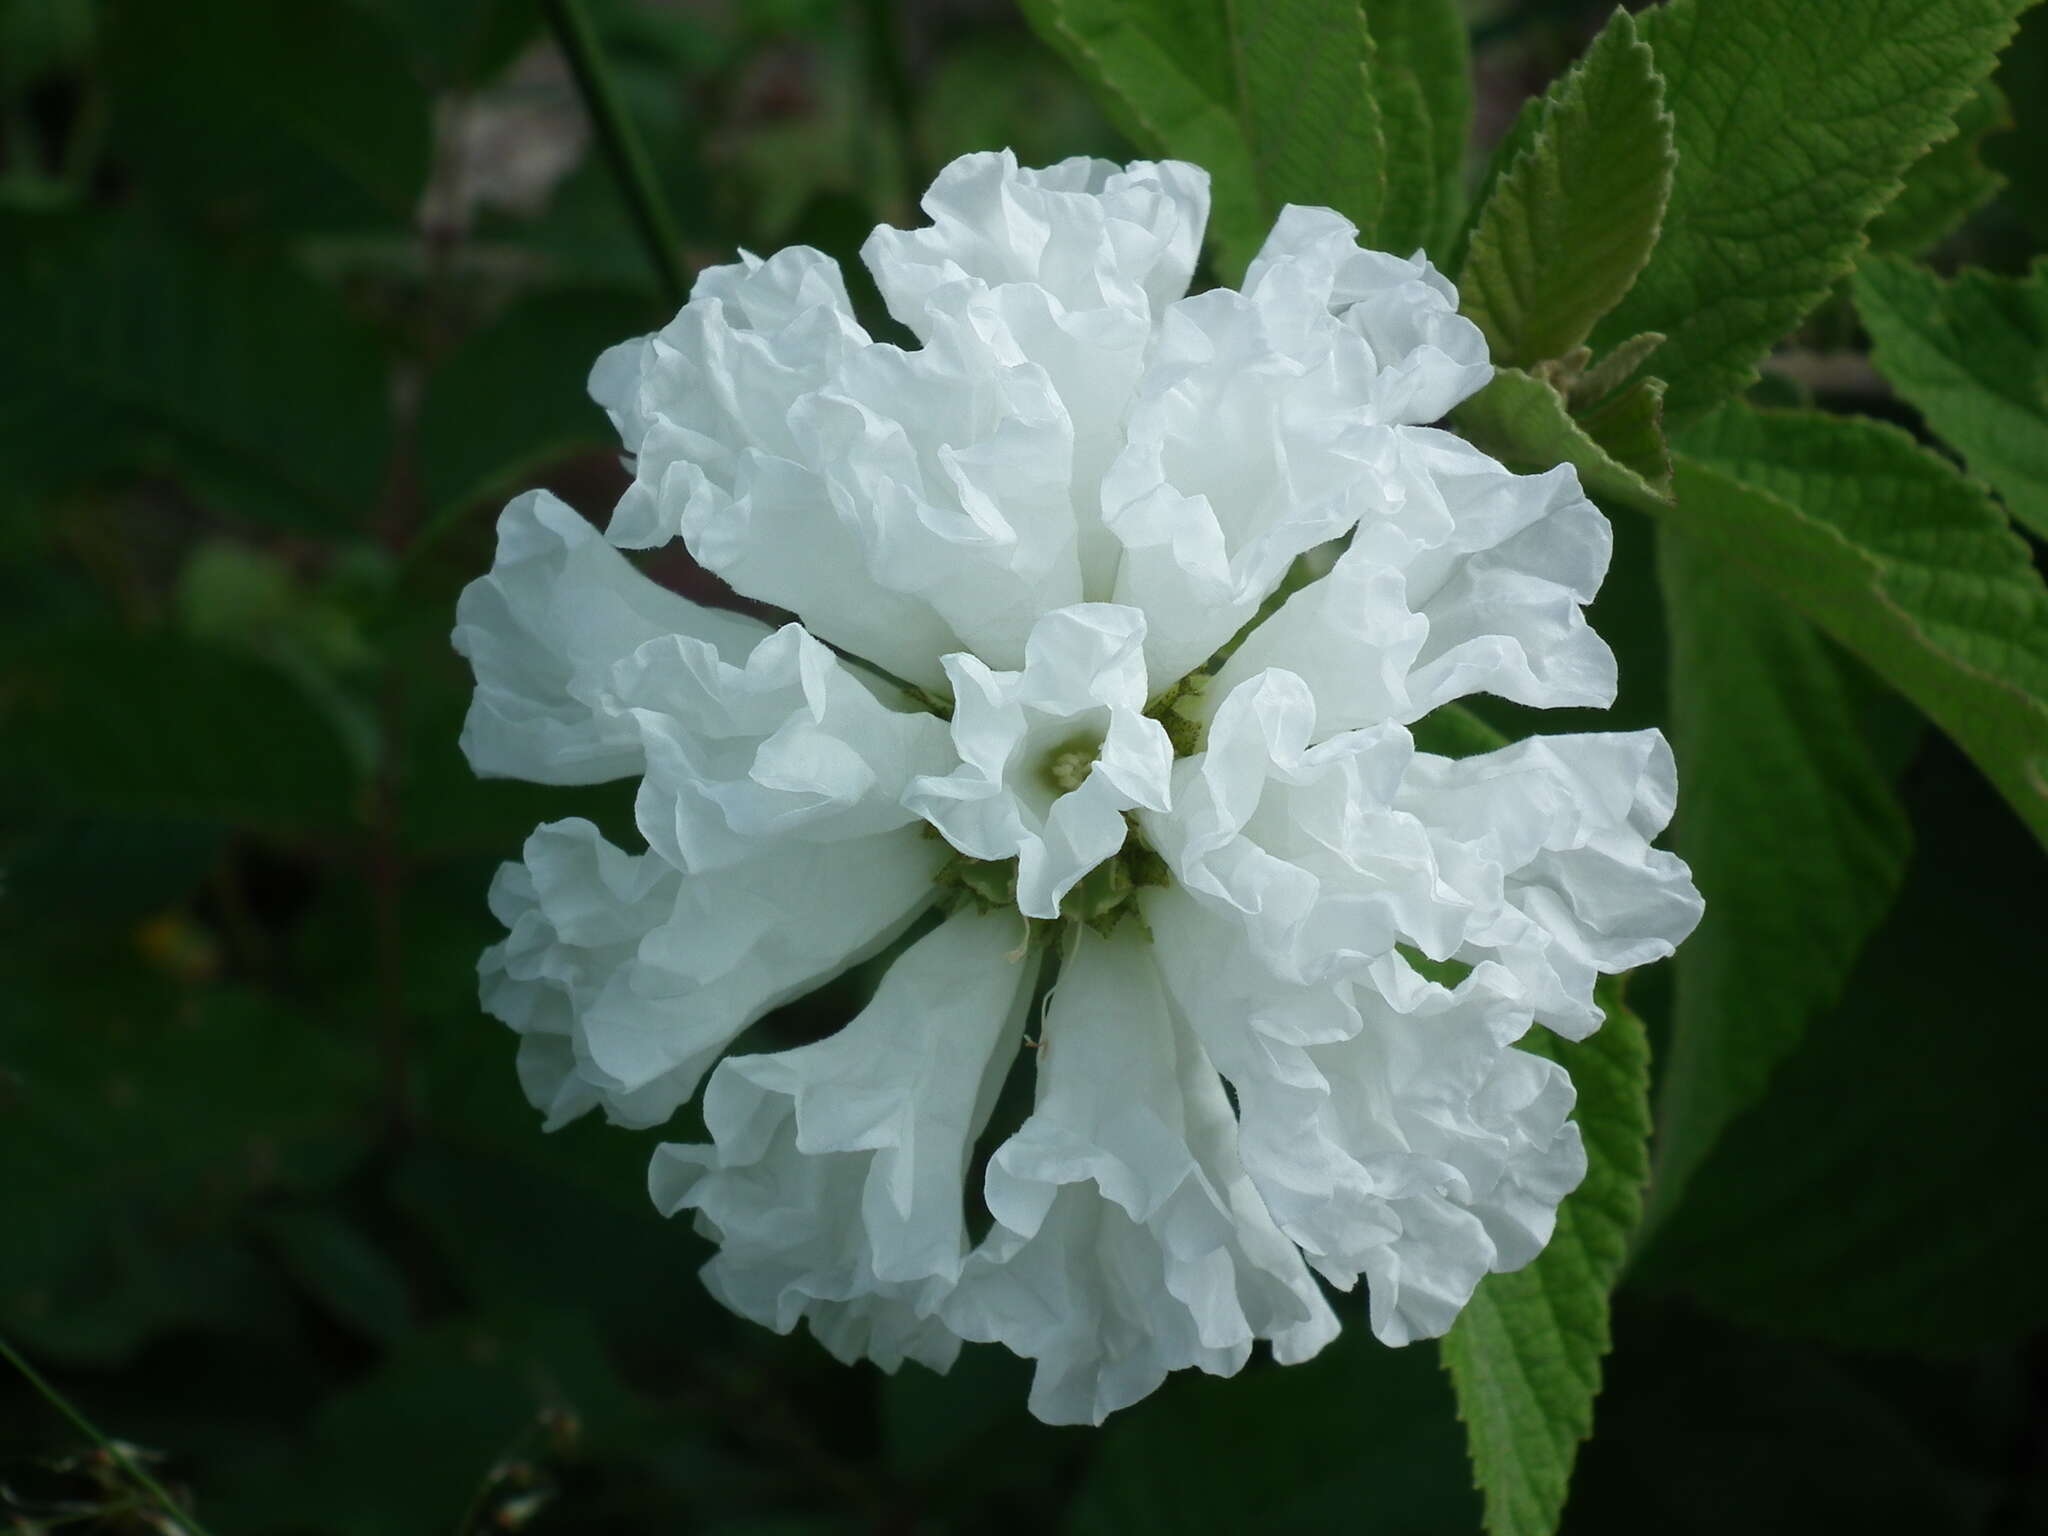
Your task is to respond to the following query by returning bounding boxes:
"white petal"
[1143,670,1467,986]
[480,819,946,1130]
[1103,289,1404,684]
[1146,889,1585,1343]
[649,909,1038,1373]
[944,927,1339,1425]
[1242,205,1492,424]
[1399,730,1704,1035]
[904,605,1174,918]
[1206,429,1617,734]
[452,492,767,784]
[861,150,1209,335]
[609,623,953,872]
[586,831,949,1124]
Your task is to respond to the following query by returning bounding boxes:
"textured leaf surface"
[1645,535,1914,1230]
[1362,0,1472,258]
[1017,0,1386,277]
[1593,0,2033,426]
[1457,10,1672,368]
[1442,987,1651,1536]
[1673,404,2048,849]
[1854,255,2048,540]
[1867,79,2012,254]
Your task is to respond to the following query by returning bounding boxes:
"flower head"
[457,149,1702,1424]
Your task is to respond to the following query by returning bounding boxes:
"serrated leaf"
[1854,255,2048,541]
[1457,9,1672,368]
[1868,78,2012,255]
[1672,403,2048,850]
[1362,0,1472,258]
[1644,534,1914,1232]
[1017,0,1386,279]
[1452,366,1672,511]
[0,213,390,531]
[1591,0,2033,427]
[1442,985,1651,1536]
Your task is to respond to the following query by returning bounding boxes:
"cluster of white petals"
[456,150,1702,1424]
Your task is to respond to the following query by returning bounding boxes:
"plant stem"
[542,0,688,309]
[0,1331,216,1536]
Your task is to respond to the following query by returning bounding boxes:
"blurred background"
[2,1,2045,1531]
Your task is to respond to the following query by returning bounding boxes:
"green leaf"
[258,1209,415,1344]
[1359,0,1472,258]
[0,213,391,532]
[1635,750,2048,1356]
[1017,0,1386,278]
[1867,78,2012,254]
[1591,0,2033,427]
[1441,985,1651,1536]
[1854,255,2048,541]
[1452,366,1672,511]
[106,0,431,235]
[1457,9,1673,368]
[1671,403,2048,851]
[1645,534,1914,1232]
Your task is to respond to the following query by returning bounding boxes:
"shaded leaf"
[1452,366,1672,510]
[1360,0,1472,258]
[1854,255,2048,541]
[1457,9,1673,368]
[1645,534,1914,1231]
[1867,78,2012,254]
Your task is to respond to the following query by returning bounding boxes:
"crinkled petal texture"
[943,927,1340,1425]
[650,910,1037,1373]
[458,149,1704,1426]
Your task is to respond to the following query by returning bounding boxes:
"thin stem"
[0,1331,216,1536]
[542,0,688,309]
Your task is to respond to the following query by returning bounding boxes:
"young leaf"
[1672,404,2048,851]
[1017,0,1386,278]
[1442,985,1652,1536]
[1867,79,2013,255]
[1644,534,1914,1233]
[1362,0,1473,258]
[1854,255,2048,540]
[1592,0,2034,428]
[1457,9,1673,368]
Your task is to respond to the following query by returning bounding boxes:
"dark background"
[2,1,2046,1530]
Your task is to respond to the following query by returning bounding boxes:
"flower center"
[1033,726,1106,798]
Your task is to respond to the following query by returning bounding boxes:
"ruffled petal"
[610,622,953,872]
[1146,888,1586,1343]
[648,909,1038,1373]
[943,927,1339,1425]
[1206,428,1616,733]
[1398,730,1705,1036]
[452,492,768,784]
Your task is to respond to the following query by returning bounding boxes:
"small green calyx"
[930,819,1169,936]
[1146,673,1210,759]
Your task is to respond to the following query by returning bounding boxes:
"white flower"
[457,150,1702,1424]
[903,603,1173,919]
